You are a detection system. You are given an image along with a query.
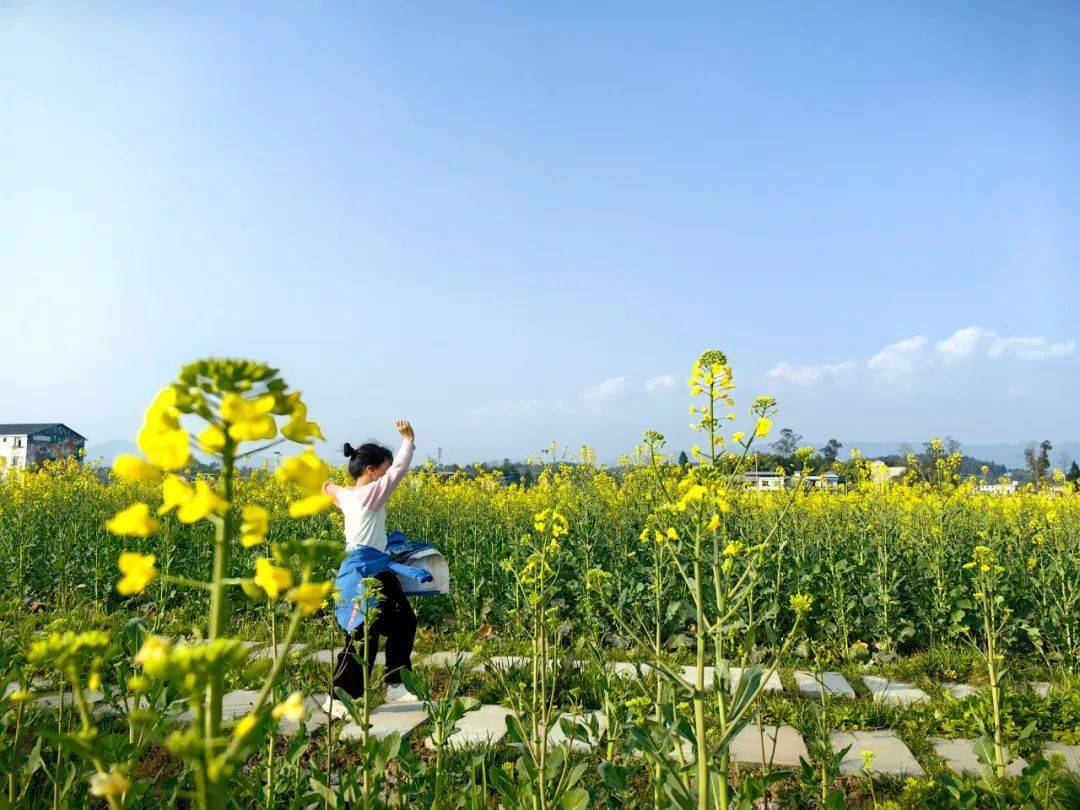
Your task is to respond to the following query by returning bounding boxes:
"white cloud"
[988,335,1076,360]
[764,361,857,385]
[764,326,1075,393]
[644,373,676,391]
[867,336,928,380]
[937,326,1076,363]
[935,326,992,363]
[582,376,629,403]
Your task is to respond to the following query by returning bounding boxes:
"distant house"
[793,471,842,490]
[742,470,787,491]
[0,424,86,469]
[978,480,1018,495]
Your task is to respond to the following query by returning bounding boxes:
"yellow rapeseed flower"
[157,477,225,523]
[198,424,226,454]
[137,388,190,470]
[112,454,161,482]
[134,636,173,668]
[221,393,277,441]
[117,552,158,595]
[275,449,330,494]
[254,558,293,599]
[287,494,333,518]
[286,581,333,615]
[281,397,324,444]
[106,503,161,538]
[240,504,269,547]
[754,417,772,438]
[89,768,131,798]
[233,713,258,741]
[272,692,308,723]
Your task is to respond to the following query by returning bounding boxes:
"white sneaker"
[319,695,349,720]
[383,682,418,703]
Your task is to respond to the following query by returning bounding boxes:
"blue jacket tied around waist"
[334,532,445,633]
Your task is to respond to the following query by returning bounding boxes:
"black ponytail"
[345,441,394,479]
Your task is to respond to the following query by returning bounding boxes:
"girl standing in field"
[321,419,426,712]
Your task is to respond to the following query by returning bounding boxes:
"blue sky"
[2,3,1078,462]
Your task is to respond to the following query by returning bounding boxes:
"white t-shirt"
[324,439,414,553]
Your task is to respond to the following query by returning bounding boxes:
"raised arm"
[362,421,415,509]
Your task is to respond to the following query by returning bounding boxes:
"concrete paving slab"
[177,689,259,723]
[418,651,476,668]
[863,676,930,706]
[473,655,581,674]
[547,711,606,752]
[38,690,102,709]
[341,700,429,741]
[932,738,1026,776]
[942,683,980,700]
[1030,682,1052,698]
[424,704,512,750]
[1045,742,1080,773]
[473,655,530,673]
[729,724,808,768]
[677,665,782,693]
[830,730,924,776]
[306,648,385,667]
[795,671,856,699]
[631,736,695,762]
[276,694,336,734]
[250,643,308,661]
[607,661,653,678]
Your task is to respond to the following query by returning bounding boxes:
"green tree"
[819,438,842,464]
[770,427,803,456]
[1066,460,1079,484]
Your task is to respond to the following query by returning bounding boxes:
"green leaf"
[560,787,590,810]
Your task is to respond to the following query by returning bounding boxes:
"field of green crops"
[1,355,1077,808]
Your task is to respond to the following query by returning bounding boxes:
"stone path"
[21,644,1068,781]
[607,661,653,679]
[277,694,335,734]
[863,676,930,706]
[831,730,925,776]
[305,648,385,667]
[932,738,1027,776]
[676,665,782,693]
[424,703,512,750]
[474,655,531,673]
[419,651,477,668]
[794,671,855,699]
[729,724,808,768]
[942,682,980,700]
[341,700,429,741]
[250,643,308,661]
[37,690,102,709]
[472,655,583,674]
[1044,742,1080,773]
[1030,682,1052,698]
[547,711,606,752]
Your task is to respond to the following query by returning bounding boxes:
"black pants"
[333,570,416,698]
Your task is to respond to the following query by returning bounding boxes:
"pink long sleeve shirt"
[324,438,414,553]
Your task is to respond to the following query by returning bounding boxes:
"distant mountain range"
[827,440,1080,469]
[83,439,284,467]
[86,438,1080,471]
[84,439,140,465]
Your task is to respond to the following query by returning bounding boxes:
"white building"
[978,480,1018,495]
[741,471,787,491]
[793,471,842,490]
[0,424,86,469]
